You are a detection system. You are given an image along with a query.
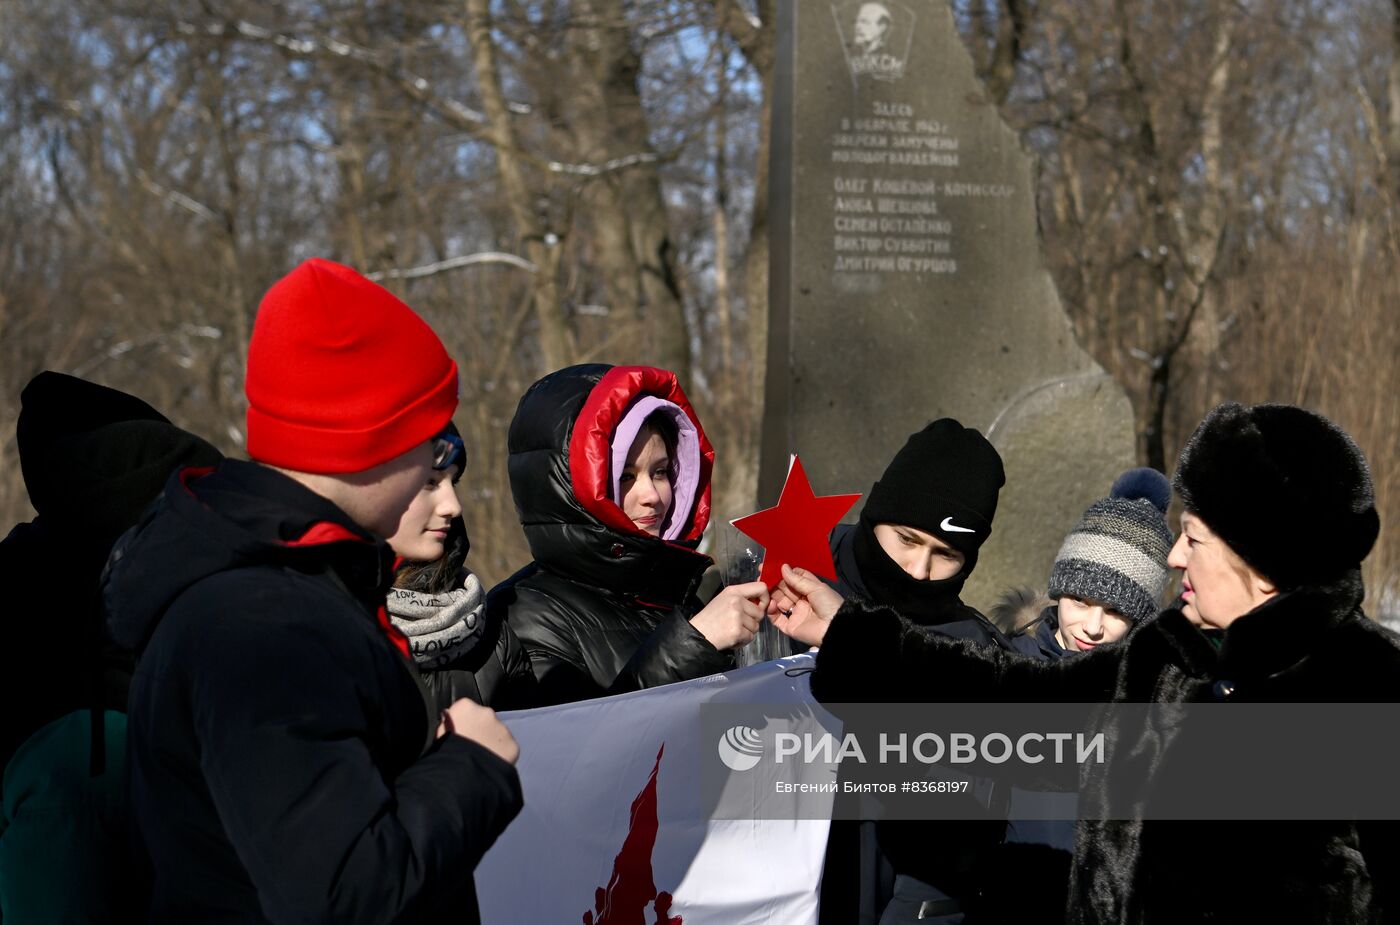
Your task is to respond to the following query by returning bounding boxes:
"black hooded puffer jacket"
[489,364,732,707]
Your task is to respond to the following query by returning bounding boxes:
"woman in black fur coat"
[772,402,1400,924]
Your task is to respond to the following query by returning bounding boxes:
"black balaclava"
[852,419,1005,625]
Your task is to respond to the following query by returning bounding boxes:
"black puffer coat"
[812,571,1400,924]
[490,364,731,707]
[105,461,522,924]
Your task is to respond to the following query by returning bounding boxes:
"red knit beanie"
[245,258,459,473]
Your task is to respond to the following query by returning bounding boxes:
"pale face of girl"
[387,463,462,562]
[618,428,673,537]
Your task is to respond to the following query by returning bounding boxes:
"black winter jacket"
[998,604,1076,924]
[812,571,1400,924]
[823,521,1012,923]
[105,461,522,924]
[1007,604,1069,660]
[491,364,731,707]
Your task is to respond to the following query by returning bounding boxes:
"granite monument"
[759,0,1139,609]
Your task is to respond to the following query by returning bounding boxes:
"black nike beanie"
[861,418,1006,557]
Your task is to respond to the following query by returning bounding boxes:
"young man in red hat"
[106,259,522,923]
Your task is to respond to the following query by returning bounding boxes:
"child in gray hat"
[1011,467,1173,659]
[991,467,1173,920]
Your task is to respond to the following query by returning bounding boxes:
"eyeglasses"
[432,430,465,472]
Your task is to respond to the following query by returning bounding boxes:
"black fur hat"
[1173,402,1379,589]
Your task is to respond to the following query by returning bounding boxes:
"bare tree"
[2,0,1395,611]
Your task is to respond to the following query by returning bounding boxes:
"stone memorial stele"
[759,0,1138,609]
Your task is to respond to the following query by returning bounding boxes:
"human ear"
[1250,567,1278,599]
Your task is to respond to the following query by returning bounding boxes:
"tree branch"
[366,252,537,281]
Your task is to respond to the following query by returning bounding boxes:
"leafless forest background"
[1,0,1396,616]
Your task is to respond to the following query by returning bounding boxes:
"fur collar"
[1216,570,1363,680]
[1143,569,1365,686]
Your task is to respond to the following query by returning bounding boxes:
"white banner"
[477,655,834,925]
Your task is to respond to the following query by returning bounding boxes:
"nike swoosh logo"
[940,516,975,534]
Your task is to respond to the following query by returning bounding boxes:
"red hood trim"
[181,466,381,552]
[284,521,366,547]
[375,603,412,660]
[282,525,411,659]
[568,366,714,542]
[181,465,376,551]
[178,465,218,491]
[285,524,412,659]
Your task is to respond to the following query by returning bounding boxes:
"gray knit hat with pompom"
[1046,468,1173,623]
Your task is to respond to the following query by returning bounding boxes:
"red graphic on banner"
[582,744,682,925]
[731,455,862,587]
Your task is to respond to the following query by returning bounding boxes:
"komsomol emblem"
[833,1,917,82]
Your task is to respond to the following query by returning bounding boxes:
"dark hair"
[393,515,470,595]
[634,410,680,483]
[640,410,679,457]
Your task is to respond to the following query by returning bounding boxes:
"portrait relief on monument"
[819,0,1021,292]
[834,1,917,82]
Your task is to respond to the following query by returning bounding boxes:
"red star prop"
[731,455,862,587]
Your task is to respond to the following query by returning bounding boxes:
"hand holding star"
[767,564,845,647]
[730,456,861,589]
